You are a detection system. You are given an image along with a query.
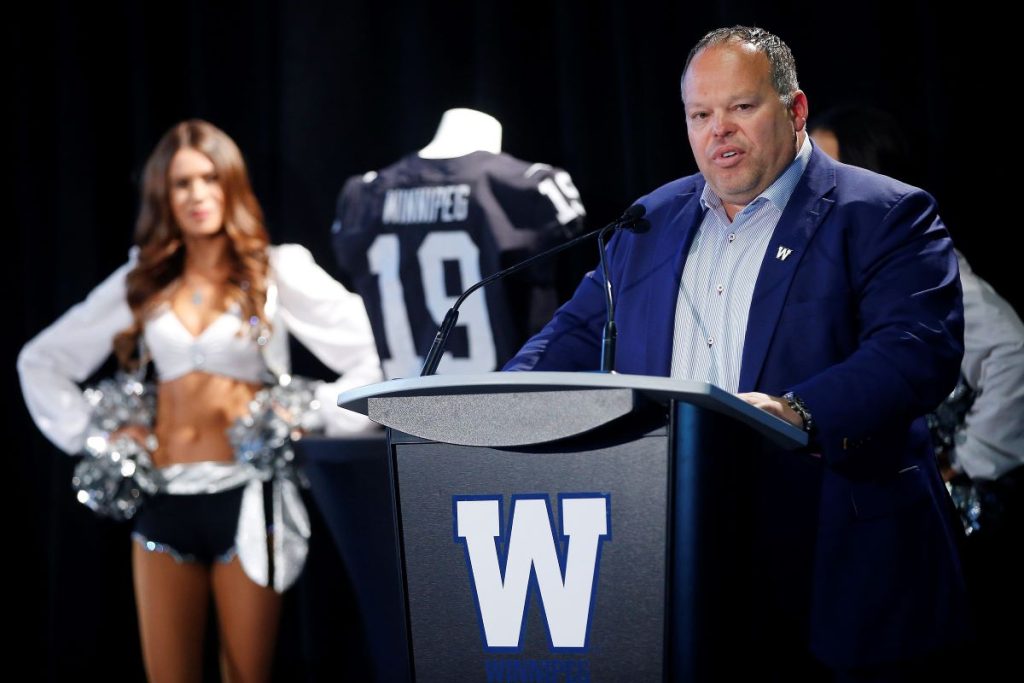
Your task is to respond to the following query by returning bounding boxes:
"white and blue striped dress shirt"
[670,136,813,391]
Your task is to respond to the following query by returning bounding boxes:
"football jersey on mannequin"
[332,109,585,378]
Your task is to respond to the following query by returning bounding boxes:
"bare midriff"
[152,371,262,467]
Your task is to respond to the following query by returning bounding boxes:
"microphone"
[611,203,649,232]
[419,204,649,376]
[597,204,647,373]
[593,204,647,374]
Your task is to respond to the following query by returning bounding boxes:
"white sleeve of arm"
[270,244,383,435]
[17,257,136,454]
[954,263,1024,480]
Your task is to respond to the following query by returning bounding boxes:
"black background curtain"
[8,1,1012,677]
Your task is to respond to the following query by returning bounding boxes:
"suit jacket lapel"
[646,185,706,376]
[738,149,837,391]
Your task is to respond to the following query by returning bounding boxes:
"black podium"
[338,372,806,681]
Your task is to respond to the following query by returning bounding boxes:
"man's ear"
[791,90,809,132]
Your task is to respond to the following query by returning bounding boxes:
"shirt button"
[707,337,714,346]
[727,233,736,242]
[716,284,724,294]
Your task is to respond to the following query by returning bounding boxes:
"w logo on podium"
[453,494,611,652]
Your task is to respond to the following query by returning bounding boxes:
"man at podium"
[505,25,968,680]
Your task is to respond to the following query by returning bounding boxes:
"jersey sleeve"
[331,173,379,275]
[491,161,587,242]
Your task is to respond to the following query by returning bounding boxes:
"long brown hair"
[114,120,270,368]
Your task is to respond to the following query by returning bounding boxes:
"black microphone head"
[617,204,649,232]
[621,204,646,221]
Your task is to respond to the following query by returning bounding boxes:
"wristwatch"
[782,391,814,434]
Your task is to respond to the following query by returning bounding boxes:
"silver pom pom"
[73,437,159,520]
[81,372,155,433]
[74,373,159,520]
[228,375,321,480]
[945,479,983,536]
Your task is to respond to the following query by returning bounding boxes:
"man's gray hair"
[682,26,800,106]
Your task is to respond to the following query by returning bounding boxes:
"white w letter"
[455,496,609,649]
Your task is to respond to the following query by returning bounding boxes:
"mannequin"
[418,108,502,159]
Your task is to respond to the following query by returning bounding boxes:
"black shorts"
[132,486,245,565]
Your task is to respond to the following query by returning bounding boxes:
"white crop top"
[143,303,268,384]
[18,244,383,453]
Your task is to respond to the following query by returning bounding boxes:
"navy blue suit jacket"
[505,147,969,667]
